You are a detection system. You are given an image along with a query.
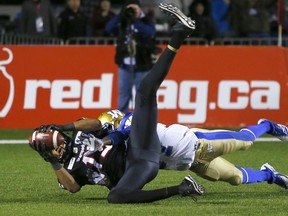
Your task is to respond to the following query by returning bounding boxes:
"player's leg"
[123,14,195,166]
[108,4,201,203]
[117,67,134,113]
[134,70,149,90]
[190,157,288,188]
[108,29,190,202]
[190,157,243,185]
[191,121,273,160]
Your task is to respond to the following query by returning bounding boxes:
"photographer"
[105,0,156,113]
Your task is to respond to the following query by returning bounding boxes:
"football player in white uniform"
[99,110,288,189]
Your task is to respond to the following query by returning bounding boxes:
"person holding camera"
[105,0,156,114]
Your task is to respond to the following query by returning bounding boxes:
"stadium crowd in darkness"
[0,0,285,42]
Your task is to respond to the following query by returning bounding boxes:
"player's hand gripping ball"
[28,130,65,150]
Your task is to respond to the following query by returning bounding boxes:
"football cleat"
[179,175,205,200]
[261,163,288,189]
[258,118,288,141]
[158,3,195,30]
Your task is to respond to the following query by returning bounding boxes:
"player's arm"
[29,141,81,193]
[55,167,81,193]
[73,118,102,132]
[105,129,129,146]
[38,118,103,133]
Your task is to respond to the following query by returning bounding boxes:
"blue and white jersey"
[157,123,198,171]
[114,113,199,171]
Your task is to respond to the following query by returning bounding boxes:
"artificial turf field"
[0,129,287,216]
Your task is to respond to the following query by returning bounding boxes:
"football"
[28,130,65,150]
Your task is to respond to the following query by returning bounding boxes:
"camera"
[124,7,136,20]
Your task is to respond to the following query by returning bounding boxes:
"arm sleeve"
[106,131,128,146]
[133,20,156,38]
[105,15,122,35]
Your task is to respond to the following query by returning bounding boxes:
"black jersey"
[60,131,109,189]
[101,141,127,187]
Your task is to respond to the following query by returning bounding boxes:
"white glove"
[79,133,104,156]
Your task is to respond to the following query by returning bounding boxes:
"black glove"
[38,124,63,132]
[29,141,58,163]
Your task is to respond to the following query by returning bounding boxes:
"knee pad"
[227,175,242,186]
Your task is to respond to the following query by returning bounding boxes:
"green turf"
[0,136,287,215]
[0,129,32,139]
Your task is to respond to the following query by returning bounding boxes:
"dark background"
[0,0,125,5]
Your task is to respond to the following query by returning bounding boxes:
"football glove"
[78,133,104,156]
[86,169,110,186]
[29,140,58,163]
[38,124,63,132]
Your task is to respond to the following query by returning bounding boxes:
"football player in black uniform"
[30,3,205,203]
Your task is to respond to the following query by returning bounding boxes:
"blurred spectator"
[230,0,277,37]
[189,0,211,16]
[81,0,100,20]
[211,0,232,37]
[105,0,156,113]
[0,15,10,34]
[188,0,218,42]
[57,0,87,41]
[20,0,57,36]
[91,0,115,36]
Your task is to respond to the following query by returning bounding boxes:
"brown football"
[28,130,65,150]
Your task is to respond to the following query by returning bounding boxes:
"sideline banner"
[0,45,288,129]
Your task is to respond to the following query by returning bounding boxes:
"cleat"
[261,163,288,189]
[258,119,288,141]
[179,175,205,200]
[158,3,195,30]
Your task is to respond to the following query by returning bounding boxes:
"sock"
[240,122,271,140]
[168,28,188,49]
[236,166,273,184]
[139,48,177,98]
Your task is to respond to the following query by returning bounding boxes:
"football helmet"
[98,109,125,133]
[56,133,72,164]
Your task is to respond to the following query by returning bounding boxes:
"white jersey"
[157,123,199,171]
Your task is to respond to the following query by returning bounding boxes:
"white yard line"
[0,140,28,144]
[0,137,282,144]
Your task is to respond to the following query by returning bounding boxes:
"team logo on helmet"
[98,109,125,133]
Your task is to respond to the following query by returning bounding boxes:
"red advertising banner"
[0,45,288,129]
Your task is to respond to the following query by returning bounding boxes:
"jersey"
[157,123,198,171]
[101,142,127,188]
[60,131,109,189]
[115,113,199,171]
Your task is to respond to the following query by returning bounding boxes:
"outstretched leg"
[191,122,272,161]
[108,4,203,203]
[191,121,288,188]
[190,157,273,186]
